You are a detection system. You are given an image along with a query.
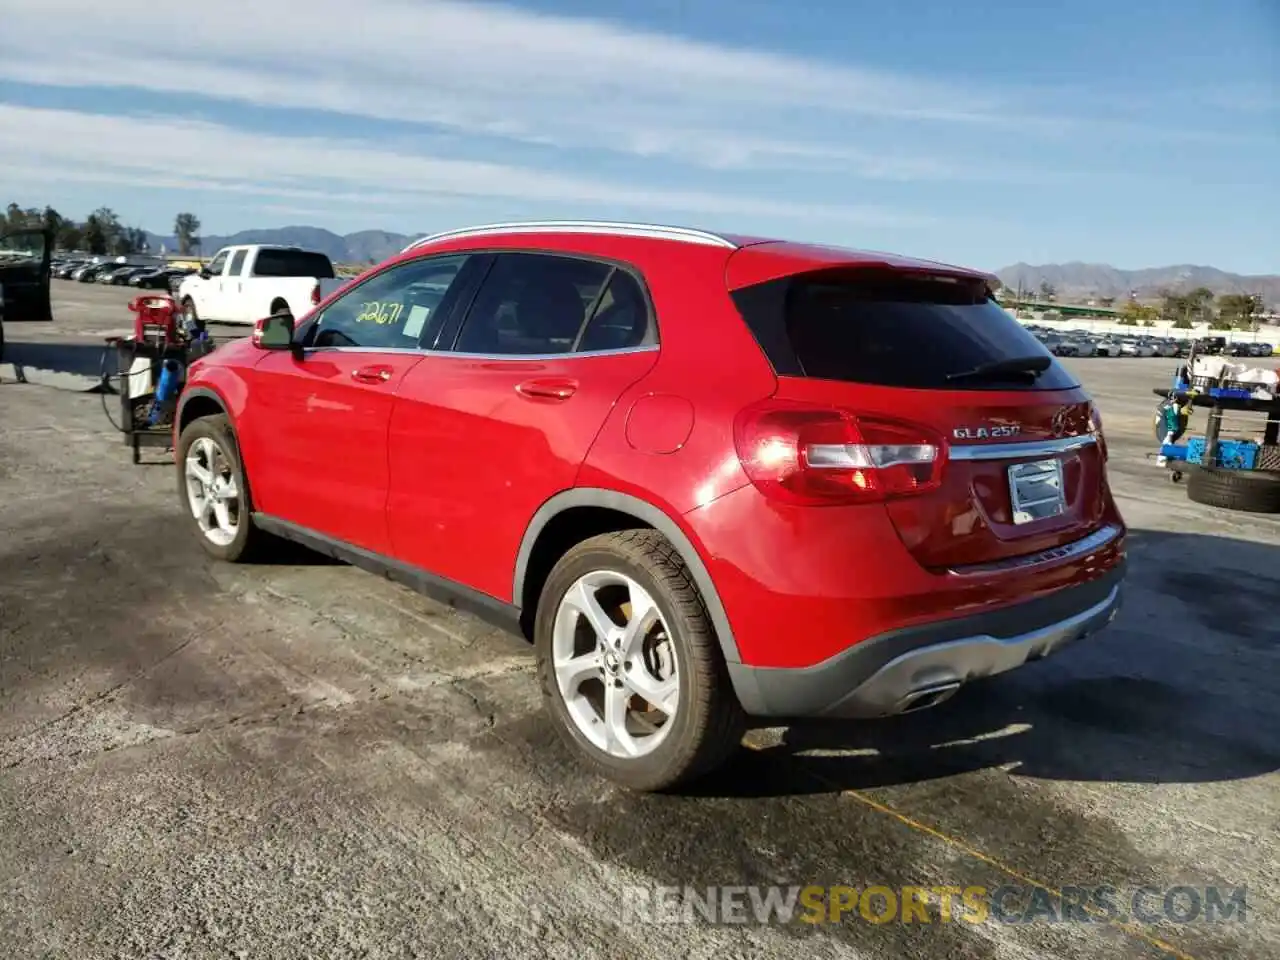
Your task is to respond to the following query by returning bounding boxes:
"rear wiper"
[944,355,1051,383]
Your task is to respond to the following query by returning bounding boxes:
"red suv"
[175,221,1126,791]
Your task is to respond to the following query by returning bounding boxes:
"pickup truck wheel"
[269,299,291,321]
[534,530,745,792]
[176,413,268,562]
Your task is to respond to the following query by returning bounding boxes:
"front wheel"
[534,530,744,792]
[175,414,267,561]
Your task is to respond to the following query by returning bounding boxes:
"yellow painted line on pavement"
[742,741,1195,960]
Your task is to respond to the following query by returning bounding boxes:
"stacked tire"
[1186,466,1280,513]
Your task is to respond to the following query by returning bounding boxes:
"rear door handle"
[352,364,393,384]
[515,378,578,401]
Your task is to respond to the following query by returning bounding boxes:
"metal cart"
[101,294,216,464]
[1151,360,1280,512]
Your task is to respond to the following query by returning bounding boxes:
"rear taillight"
[311,283,321,305]
[733,401,945,506]
[1088,401,1107,460]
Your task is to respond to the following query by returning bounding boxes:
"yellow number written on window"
[355,301,405,326]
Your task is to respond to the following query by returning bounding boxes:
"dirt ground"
[1,283,1277,959]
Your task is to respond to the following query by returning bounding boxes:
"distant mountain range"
[141,225,1278,305]
[142,226,422,265]
[994,262,1280,305]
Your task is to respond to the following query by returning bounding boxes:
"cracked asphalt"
[1,286,1277,959]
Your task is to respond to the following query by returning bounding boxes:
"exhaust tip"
[897,681,962,714]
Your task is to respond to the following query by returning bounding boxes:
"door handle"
[351,364,393,384]
[515,378,578,400]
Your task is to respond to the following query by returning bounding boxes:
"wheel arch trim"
[513,488,742,663]
[176,385,229,430]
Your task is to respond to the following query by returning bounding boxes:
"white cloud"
[0,0,1039,177]
[0,104,938,227]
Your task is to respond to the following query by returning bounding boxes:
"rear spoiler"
[724,240,997,295]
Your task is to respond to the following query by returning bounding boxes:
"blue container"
[1159,443,1188,461]
[1208,386,1253,400]
[147,359,184,425]
[1186,437,1259,470]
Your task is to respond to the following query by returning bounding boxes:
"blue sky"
[0,0,1276,272]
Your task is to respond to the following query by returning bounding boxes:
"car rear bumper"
[726,562,1124,719]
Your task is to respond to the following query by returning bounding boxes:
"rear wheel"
[534,530,744,792]
[1186,466,1280,513]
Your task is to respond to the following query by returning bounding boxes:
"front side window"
[205,250,229,275]
[307,254,470,350]
[453,253,612,356]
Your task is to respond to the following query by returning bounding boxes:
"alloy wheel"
[551,570,679,759]
[184,436,240,547]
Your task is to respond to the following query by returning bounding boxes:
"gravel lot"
[2,283,1277,959]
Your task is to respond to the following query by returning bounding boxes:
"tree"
[82,213,108,254]
[174,212,201,256]
[1119,300,1158,326]
[3,198,172,256]
[1217,293,1261,332]
[56,219,84,251]
[40,205,63,235]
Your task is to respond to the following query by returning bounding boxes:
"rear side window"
[577,270,655,351]
[453,253,613,356]
[733,270,1079,390]
[252,249,336,278]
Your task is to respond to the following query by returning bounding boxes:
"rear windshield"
[252,249,336,278]
[733,270,1079,391]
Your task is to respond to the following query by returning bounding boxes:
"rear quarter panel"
[574,241,778,515]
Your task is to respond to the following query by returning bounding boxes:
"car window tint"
[576,270,654,352]
[734,269,1079,391]
[310,254,470,349]
[454,253,612,356]
[253,248,336,278]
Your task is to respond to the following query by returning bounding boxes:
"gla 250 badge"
[953,425,1022,440]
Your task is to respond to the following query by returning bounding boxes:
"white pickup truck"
[176,244,346,327]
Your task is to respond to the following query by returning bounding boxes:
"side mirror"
[198,267,212,279]
[252,313,295,350]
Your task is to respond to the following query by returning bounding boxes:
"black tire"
[269,300,292,323]
[534,529,745,792]
[1186,466,1280,513]
[175,413,267,561]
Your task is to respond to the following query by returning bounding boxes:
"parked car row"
[1023,325,1274,359]
[51,255,196,292]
